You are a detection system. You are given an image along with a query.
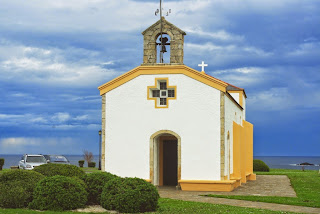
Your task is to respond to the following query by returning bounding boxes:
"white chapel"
[98,17,255,191]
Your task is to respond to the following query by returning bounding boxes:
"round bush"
[0,170,45,208]
[0,182,28,208]
[253,159,270,172]
[83,172,118,205]
[29,175,88,211]
[101,177,159,213]
[33,163,85,177]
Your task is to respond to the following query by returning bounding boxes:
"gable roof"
[142,17,186,35]
[98,65,247,96]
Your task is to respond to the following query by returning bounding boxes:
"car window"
[49,155,68,162]
[21,156,24,160]
[26,156,46,163]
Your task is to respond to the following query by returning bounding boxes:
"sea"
[0,155,319,170]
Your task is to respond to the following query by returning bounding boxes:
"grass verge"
[0,198,302,214]
[206,169,320,208]
[154,198,300,213]
[81,167,101,173]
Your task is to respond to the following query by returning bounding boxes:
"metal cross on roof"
[198,61,208,72]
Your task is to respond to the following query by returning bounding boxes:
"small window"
[160,82,167,90]
[160,90,167,97]
[160,98,167,105]
[168,90,175,97]
[152,90,160,97]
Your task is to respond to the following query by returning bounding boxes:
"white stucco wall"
[224,95,243,176]
[104,74,221,180]
[230,93,239,104]
[242,94,246,120]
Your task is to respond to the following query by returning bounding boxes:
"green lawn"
[81,167,101,173]
[206,169,320,208]
[0,198,302,214]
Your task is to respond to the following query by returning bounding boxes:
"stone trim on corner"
[220,91,225,180]
[101,94,106,172]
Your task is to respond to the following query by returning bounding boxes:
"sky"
[0,0,319,156]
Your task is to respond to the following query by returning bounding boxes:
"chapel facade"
[98,18,256,191]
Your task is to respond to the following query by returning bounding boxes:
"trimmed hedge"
[0,170,45,208]
[33,163,85,177]
[29,175,88,211]
[78,160,85,167]
[0,158,4,170]
[101,177,159,213]
[0,158,4,166]
[253,159,270,172]
[88,162,96,168]
[83,172,118,205]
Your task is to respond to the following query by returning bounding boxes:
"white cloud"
[0,112,97,129]
[52,113,71,123]
[248,86,320,112]
[74,115,89,121]
[185,27,244,42]
[30,117,48,123]
[0,137,41,147]
[248,87,292,111]
[0,43,118,86]
[208,66,268,87]
[185,42,272,57]
[0,137,78,154]
[214,67,266,74]
[287,42,320,56]
[101,61,114,65]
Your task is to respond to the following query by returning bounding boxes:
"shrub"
[88,162,96,168]
[29,175,88,211]
[83,172,118,205]
[101,177,159,213]
[79,160,85,167]
[0,182,28,208]
[0,158,4,170]
[253,159,270,172]
[33,163,85,177]
[0,170,45,208]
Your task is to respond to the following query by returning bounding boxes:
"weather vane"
[155,0,171,63]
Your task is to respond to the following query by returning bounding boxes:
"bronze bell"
[161,45,167,53]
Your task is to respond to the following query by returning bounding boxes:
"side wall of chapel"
[224,94,244,176]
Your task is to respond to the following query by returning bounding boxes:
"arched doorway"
[149,130,181,187]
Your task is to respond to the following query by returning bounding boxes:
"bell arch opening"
[149,130,181,187]
[156,34,171,63]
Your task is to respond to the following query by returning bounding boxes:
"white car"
[18,154,47,170]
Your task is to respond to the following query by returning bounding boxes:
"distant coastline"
[0,154,319,170]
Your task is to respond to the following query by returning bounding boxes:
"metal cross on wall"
[147,78,176,108]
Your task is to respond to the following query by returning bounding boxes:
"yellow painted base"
[248,173,256,180]
[145,179,152,183]
[179,180,237,192]
[230,176,242,188]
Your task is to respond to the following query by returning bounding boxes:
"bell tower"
[141,17,186,65]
